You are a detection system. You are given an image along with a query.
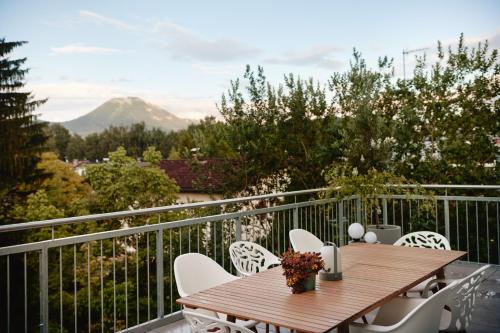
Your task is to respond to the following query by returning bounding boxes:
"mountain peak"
[60,97,193,136]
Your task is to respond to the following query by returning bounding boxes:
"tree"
[0,39,47,199]
[329,50,394,175]
[85,147,179,216]
[12,152,92,223]
[387,35,500,184]
[46,123,71,159]
[219,65,340,195]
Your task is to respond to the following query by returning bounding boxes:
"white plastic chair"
[350,280,459,333]
[174,253,257,330]
[394,231,451,294]
[184,309,254,333]
[393,231,451,250]
[421,264,490,332]
[289,229,323,252]
[229,241,280,276]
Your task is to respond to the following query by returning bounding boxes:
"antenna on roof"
[402,47,428,80]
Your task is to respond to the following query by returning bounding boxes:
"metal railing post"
[156,229,164,318]
[293,207,299,229]
[444,198,450,242]
[356,197,362,223]
[382,198,388,225]
[40,248,49,333]
[235,217,242,241]
[339,200,345,246]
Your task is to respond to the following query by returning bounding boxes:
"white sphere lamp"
[348,223,365,241]
[364,231,378,244]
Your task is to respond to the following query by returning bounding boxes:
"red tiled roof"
[159,159,228,193]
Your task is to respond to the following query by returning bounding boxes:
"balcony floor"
[151,261,500,333]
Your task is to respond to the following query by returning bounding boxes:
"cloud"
[265,45,344,69]
[191,63,240,76]
[153,21,261,62]
[51,44,123,55]
[79,10,137,31]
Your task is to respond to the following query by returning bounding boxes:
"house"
[160,159,226,203]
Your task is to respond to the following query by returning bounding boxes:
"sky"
[1,0,499,122]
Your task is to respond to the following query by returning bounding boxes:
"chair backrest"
[388,280,459,333]
[289,229,323,252]
[393,231,451,250]
[229,241,280,276]
[174,253,238,297]
[445,265,490,332]
[184,309,254,333]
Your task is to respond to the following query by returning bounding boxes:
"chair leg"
[266,323,269,333]
[275,326,280,333]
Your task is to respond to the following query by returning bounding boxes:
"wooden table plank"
[177,243,466,333]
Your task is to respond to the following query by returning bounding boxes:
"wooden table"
[177,243,466,333]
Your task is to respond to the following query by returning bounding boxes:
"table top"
[177,243,466,333]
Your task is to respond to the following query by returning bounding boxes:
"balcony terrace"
[0,185,499,333]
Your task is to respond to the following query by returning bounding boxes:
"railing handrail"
[0,188,326,233]
[1,184,498,233]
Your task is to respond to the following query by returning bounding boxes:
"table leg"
[436,268,447,289]
[338,322,349,333]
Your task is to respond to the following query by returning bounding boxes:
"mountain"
[60,97,193,135]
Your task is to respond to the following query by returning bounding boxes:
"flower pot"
[302,273,316,292]
[366,225,401,245]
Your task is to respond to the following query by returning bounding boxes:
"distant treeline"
[46,116,234,162]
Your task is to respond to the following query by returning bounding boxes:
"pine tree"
[0,39,47,198]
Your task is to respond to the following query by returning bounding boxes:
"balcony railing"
[0,185,498,333]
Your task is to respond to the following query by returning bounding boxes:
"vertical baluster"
[275,211,278,254]
[124,237,128,328]
[476,201,479,262]
[497,202,499,265]
[179,227,182,255]
[113,238,116,332]
[205,223,209,256]
[214,222,217,261]
[466,202,469,261]
[222,221,225,269]
[497,201,500,265]
[40,248,49,333]
[435,201,439,233]
[188,226,191,253]
[24,253,27,333]
[382,198,388,226]
[456,201,460,251]
[155,229,163,319]
[136,235,139,325]
[197,224,200,253]
[60,247,63,333]
[444,198,450,242]
[169,229,173,314]
[400,199,404,235]
[7,254,10,333]
[88,243,91,333]
[74,245,77,333]
[146,233,150,321]
[100,241,104,333]
[409,200,413,231]
[486,203,490,264]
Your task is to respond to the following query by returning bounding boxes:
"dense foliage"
[0,39,48,213]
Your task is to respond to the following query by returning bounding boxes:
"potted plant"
[281,249,324,294]
[325,168,435,244]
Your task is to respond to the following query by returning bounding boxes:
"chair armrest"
[422,278,458,298]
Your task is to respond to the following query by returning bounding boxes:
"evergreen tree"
[0,39,47,199]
